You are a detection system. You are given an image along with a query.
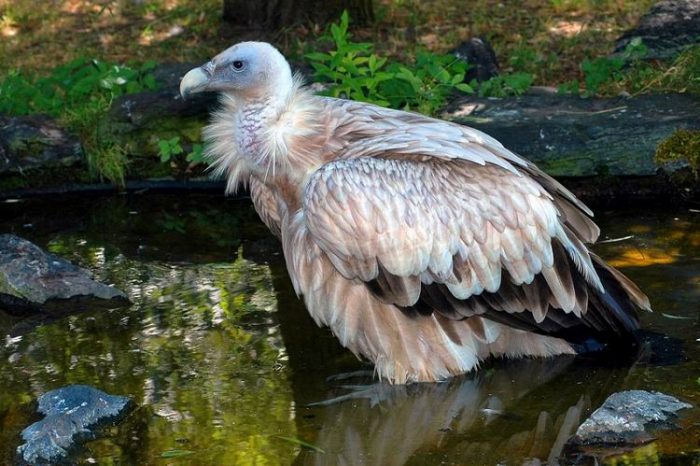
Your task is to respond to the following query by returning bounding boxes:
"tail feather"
[573,254,648,353]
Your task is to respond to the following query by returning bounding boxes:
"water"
[0,194,698,465]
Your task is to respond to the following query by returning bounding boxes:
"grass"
[1,0,689,96]
[1,0,655,87]
[615,45,700,96]
[0,0,223,75]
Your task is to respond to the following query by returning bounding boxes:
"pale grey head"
[180,42,293,100]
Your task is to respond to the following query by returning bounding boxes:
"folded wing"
[301,153,648,348]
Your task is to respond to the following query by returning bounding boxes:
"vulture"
[180,42,651,384]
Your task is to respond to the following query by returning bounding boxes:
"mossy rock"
[96,88,216,174]
[0,115,83,175]
[655,128,700,175]
[445,91,700,177]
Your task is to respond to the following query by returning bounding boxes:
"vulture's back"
[275,96,651,382]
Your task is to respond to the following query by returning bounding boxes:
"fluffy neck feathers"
[203,75,325,195]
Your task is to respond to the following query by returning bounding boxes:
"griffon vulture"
[180,42,650,384]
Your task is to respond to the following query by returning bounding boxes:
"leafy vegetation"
[158,136,205,165]
[475,72,534,98]
[307,11,536,115]
[0,58,158,184]
[0,58,157,116]
[556,40,700,98]
[617,45,700,96]
[557,38,647,96]
[307,11,473,115]
[157,136,185,163]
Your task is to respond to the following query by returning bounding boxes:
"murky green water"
[0,194,698,465]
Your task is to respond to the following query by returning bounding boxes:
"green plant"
[157,136,184,163]
[620,44,700,96]
[508,45,556,81]
[475,72,534,98]
[157,137,206,166]
[85,144,128,186]
[381,52,472,115]
[578,38,649,96]
[0,58,158,184]
[186,143,205,164]
[581,55,625,95]
[306,11,472,116]
[305,11,386,102]
[557,79,580,95]
[0,58,157,116]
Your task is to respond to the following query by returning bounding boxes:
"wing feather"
[301,153,642,344]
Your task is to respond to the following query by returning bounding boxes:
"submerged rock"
[568,390,692,446]
[0,115,82,175]
[614,0,700,60]
[17,385,132,465]
[0,234,129,315]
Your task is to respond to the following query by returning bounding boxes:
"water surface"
[0,194,698,465]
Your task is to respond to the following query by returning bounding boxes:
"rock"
[568,390,692,446]
[615,0,700,60]
[113,62,218,127]
[99,64,217,164]
[151,62,201,89]
[450,38,500,83]
[444,91,700,177]
[0,234,129,315]
[16,385,132,465]
[0,115,83,175]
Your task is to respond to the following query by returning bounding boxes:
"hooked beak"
[180,65,211,99]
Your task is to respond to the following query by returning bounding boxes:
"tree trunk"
[222,0,373,29]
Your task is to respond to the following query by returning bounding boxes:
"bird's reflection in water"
[295,356,630,466]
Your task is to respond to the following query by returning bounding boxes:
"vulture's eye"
[232,60,245,71]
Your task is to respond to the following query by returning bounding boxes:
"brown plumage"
[180,42,651,384]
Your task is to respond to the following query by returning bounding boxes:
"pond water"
[0,193,699,465]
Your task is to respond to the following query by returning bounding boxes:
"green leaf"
[368,55,377,73]
[305,52,332,62]
[186,143,205,163]
[455,83,474,93]
[143,74,157,90]
[158,140,171,156]
[141,59,157,71]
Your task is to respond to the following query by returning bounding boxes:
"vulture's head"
[180,42,293,100]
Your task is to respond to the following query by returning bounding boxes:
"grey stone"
[16,385,132,465]
[569,390,692,446]
[450,38,500,83]
[0,115,82,175]
[444,91,700,177]
[0,234,129,315]
[615,0,700,60]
